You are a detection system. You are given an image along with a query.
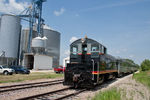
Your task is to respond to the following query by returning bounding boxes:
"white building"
[63,57,70,68]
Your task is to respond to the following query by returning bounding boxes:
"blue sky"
[0,0,150,65]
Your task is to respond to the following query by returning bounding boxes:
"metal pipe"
[97,62,99,83]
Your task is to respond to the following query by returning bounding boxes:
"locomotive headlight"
[81,38,84,43]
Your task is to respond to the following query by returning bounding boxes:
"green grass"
[92,88,121,100]
[0,72,63,83]
[133,70,150,88]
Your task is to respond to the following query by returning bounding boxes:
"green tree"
[141,59,150,71]
[125,59,134,64]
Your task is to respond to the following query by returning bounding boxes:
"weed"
[133,71,150,89]
[92,88,121,100]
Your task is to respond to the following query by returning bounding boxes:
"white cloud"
[54,8,65,16]
[0,0,29,14]
[70,36,78,43]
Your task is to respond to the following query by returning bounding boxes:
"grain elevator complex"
[0,0,60,70]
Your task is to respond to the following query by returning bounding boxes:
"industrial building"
[0,0,61,70]
[0,2,61,70]
[63,57,70,68]
[20,26,60,70]
[0,14,61,70]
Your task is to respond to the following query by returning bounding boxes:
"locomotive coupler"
[73,74,80,82]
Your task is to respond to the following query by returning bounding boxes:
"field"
[133,70,150,88]
[0,72,63,83]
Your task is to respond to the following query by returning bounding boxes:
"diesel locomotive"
[63,37,138,88]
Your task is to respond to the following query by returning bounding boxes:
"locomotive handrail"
[97,62,99,83]
[91,59,94,80]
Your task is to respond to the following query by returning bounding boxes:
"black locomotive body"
[63,37,118,88]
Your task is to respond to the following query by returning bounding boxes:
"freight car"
[63,37,138,88]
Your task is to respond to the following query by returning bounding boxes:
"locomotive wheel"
[112,74,116,79]
[73,82,79,88]
[98,75,104,84]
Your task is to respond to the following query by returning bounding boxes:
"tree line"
[140,59,150,71]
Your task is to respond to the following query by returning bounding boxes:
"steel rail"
[0,81,63,93]
[0,79,63,89]
[54,89,86,100]
[16,87,70,100]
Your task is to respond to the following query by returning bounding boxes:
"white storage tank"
[31,37,45,54]
[0,14,21,58]
[43,25,60,68]
[32,37,45,48]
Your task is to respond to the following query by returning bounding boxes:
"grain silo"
[0,14,21,65]
[43,25,60,68]
[20,29,37,53]
[19,28,38,66]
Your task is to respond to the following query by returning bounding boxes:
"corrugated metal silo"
[43,27,60,68]
[20,29,37,53]
[0,14,21,58]
[19,29,37,64]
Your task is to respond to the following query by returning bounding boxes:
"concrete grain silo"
[0,14,21,65]
[43,25,60,68]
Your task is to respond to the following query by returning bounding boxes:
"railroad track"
[0,79,63,93]
[17,87,86,100]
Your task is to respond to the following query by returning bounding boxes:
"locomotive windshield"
[72,46,78,55]
[91,45,99,52]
